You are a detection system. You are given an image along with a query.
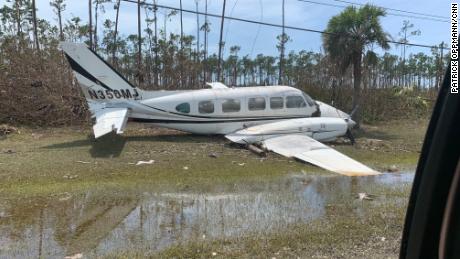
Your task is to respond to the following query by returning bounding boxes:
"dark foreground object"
[400,63,460,258]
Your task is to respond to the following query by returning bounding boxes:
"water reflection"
[0,172,413,258]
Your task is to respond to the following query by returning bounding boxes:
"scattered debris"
[63,175,78,180]
[0,124,17,136]
[301,178,312,185]
[76,161,91,164]
[31,133,44,139]
[209,152,218,158]
[136,160,155,166]
[65,253,83,259]
[387,164,399,172]
[3,149,16,154]
[58,192,72,201]
[356,193,376,201]
[380,237,386,242]
[247,144,266,157]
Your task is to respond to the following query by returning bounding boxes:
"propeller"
[344,105,360,145]
[345,129,356,145]
[349,105,359,119]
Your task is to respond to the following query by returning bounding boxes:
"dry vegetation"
[0,1,442,126]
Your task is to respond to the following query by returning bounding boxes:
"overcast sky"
[28,0,451,58]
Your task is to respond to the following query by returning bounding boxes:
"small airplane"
[60,42,379,176]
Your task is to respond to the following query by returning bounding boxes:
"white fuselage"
[124,86,318,134]
[102,85,354,142]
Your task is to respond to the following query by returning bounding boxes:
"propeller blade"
[349,105,360,119]
[346,129,356,145]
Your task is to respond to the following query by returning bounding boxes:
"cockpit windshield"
[302,92,317,107]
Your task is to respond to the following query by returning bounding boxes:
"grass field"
[0,119,428,258]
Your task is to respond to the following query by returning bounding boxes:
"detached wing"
[262,135,379,176]
[91,106,129,138]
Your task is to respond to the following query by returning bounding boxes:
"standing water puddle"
[0,172,413,258]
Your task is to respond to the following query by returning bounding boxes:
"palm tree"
[323,4,390,124]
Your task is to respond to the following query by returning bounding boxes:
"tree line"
[0,0,448,125]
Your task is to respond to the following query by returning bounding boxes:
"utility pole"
[137,0,142,87]
[89,0,93,50]
[278,0,285,85]
[204,0,208,83]
[32,0,39,50]
[217,0,226,82]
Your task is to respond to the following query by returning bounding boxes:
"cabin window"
[248,97,266,111]
[175,102,190,113]
[222,99,241,113]
[302,93,316,106]
[286,95,306,108]
[198,100,214,114]
[270,97,284,109]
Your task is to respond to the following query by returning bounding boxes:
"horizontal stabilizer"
[93,108,129,138]
[262,135,379,176]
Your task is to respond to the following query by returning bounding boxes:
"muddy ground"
[0,119,427,258]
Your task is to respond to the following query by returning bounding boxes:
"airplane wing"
[91,106,129,138]
[261,134,379,176]
[206,82,228,89]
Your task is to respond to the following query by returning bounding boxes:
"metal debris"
[357,193,377,201]
[76,161,91,164]
[136,160,155,166]
[65,253,83,259]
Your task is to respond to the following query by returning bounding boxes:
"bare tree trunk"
[94,1,99,50]
[180,0,183,49]
[217,0,226,82]
[137,0,142,87]
[438,42,444,90]
[15,0,21,38]
[154,0,159,87]
[113,0,121,65]
[179,0,184,88]
[195,0,200,62]
[58,8,63,40]
[89,0,93,49]
[352,52,362,125]
[32,0,39,50]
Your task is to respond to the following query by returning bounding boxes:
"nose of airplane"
[345,118,356,128]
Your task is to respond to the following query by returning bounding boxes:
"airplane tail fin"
[59,42,141,102]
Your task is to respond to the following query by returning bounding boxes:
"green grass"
[0,119,426,197]
[0,120,426,258]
